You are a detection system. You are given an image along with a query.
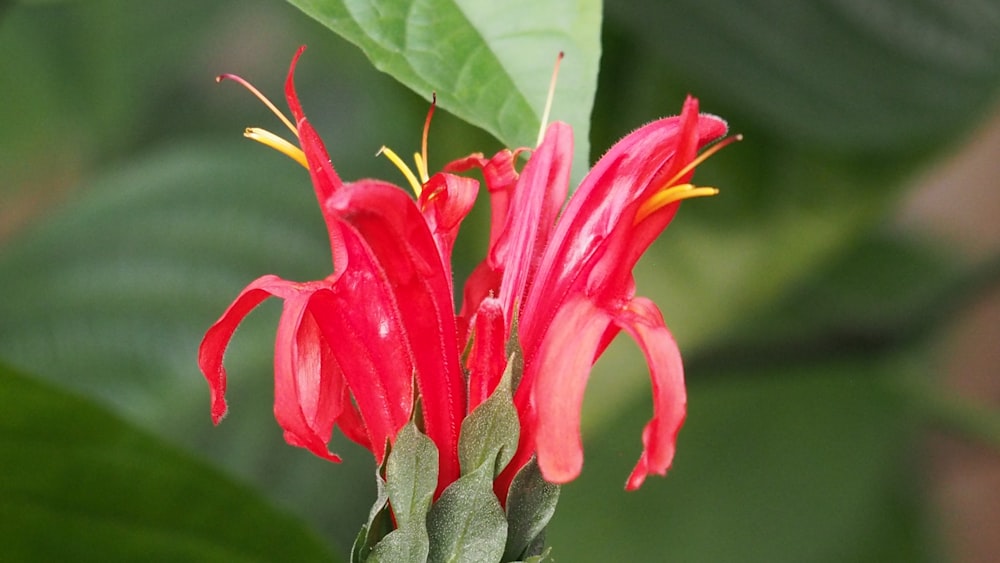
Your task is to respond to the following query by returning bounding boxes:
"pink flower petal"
[198,274,309,424]
[611,297,686,490]
[466,297,506,411]
[497,122,572,325]
[532,297,613,483]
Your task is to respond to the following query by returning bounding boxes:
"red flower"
[200,46,731,500]
[200,47,469,492]
[454,101,730,493]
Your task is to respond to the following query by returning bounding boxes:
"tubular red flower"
[203,46,731,505]
[491,97,728,493]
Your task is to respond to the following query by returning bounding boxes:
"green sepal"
[427,459,507,563]
[353,420,438,562]
[385,422,438,529]
[351,442,393,563]
[368,421,438,562]
[459,352,520,478]
[517,546,553,563]
[503,458,560,561]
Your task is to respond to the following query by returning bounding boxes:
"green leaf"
[606,0,1000,152]
[285,0,602,182]
[458,353,520,477]
[503,459,559,562]
[0,362,337,562]
[427,461,507,563]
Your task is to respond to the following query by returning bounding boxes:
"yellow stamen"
[217,74,299,138]
[633,134,742,225]
[413,152,429,185]
[634,184,719,224]
[661,134,743,194]
[377,146,423,196]
[537,52,564,146]
[244,127,308,169]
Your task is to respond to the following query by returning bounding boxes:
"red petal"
[281,46,343,215]
[456,260,503,344]
[531,297,613,483]
[298,119,343,210]
[283,46,308,126]
[496,122,572,325]
[307,224,417,464]
[466,297,506,412]
[448,148,521,335]
[328,180,465,490]
[444,149,520,253]
[272,292,343,462]
[198,274,302,424]
[612,297,686,490]
[419,172,479,269]
[520,104,727,361]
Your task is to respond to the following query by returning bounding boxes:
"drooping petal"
[198,274,317,424]
[272,291,343,462]
[530,297,614,484]
[610,297,686,490]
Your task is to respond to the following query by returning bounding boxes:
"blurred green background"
[2,0,999,561]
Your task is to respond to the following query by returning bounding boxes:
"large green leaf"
[0,362,337,562]
[606,0,1000,152]
[285,0,602,182]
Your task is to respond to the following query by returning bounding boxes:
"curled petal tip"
[210,402,228,425]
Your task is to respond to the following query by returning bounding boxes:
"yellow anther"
[378,146,423,196]
[244,127,308,169]
[634,184,719,225]
[413,152,430,184]
[632,134,741,225]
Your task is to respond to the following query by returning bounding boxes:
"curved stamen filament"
[537,52,564,146]
[661,134,742,192]
[245,128,308,169]
[418,93,437,183]
[378,146,423,196]
[632,134,741,225]
[217,74,299,138]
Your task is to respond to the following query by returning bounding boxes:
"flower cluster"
[199,46,731,502]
